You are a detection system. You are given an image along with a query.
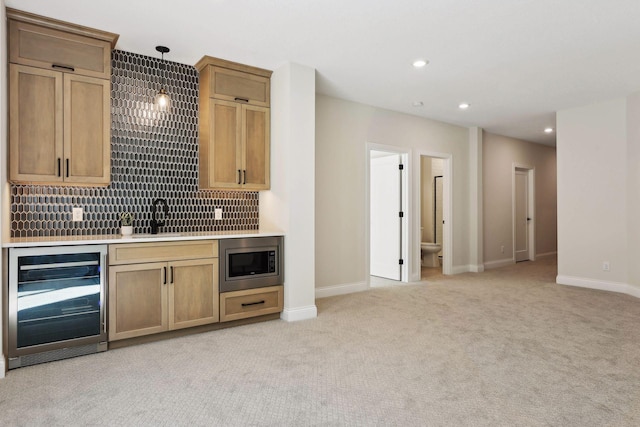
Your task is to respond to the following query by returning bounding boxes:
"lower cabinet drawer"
[220,285,283,322]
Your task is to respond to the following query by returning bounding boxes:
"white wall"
[260,62,317,321]
[482,132,557,268]
[0,0,7,377]
[556,97,639,297]
[315,95,470,292]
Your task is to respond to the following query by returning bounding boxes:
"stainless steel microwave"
[219,236,284,292]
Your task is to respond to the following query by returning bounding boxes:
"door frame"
[365,143,410,284]
[512,163,535,262]
[417,151,453,278]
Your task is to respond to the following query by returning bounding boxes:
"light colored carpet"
[1,256,639,426]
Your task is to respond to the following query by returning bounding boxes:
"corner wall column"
[260,62,317,321]
[469,127,484,272]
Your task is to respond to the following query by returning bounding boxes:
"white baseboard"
[315,281,368,299]
[281,305,318,322]
[484,258,515,270]
[469,264,485,273]
[556,275,640,299]
[0,355,5,379]
[536,251,557,258]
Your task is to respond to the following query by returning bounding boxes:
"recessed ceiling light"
[544,127,554,133]
[458,103,470,110]
[413,101,424,107]
[412,59,428,68]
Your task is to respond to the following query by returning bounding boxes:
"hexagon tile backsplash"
[10,50,259,238]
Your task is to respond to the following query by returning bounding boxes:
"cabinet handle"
[57,158,61,177]
[241,300,265,307]
[66,159,69,178]
[52,64,75,72]
[237,169,241,185]
[163,267,167,285]
[243,170,246,185]
[170,266,174,284]
[234,97,249,103]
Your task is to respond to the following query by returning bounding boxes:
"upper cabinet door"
[204,99,243,189]
[63,74,111,185]
[9,64,64,183]
[9,20,113,79]
[242,105,270,190]
[210,67,270,107]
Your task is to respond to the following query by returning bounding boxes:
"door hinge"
[399,259,404,265]
[399,164,404,170]
[399,211,404,218]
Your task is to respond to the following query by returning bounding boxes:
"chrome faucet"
[150,198,169,234]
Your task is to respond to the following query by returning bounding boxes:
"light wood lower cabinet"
[169,259,219,330]
[108,241,219,341]
[220,285,283,322]
[108,262,167,340]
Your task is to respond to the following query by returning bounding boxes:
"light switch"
[215,208,223,220]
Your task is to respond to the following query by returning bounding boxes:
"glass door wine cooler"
[8,245,108,369]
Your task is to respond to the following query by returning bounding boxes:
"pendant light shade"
[155,87,170,109]
[155,46,170,111]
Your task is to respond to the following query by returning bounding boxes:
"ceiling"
[8,0,640,146]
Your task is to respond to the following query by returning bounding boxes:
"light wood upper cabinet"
[196,56,272,191]
[9,65,110,185]
[9,64,63,183]
[7,9,118,186]
[202,99,270,190]
[64,74,111,184]
[9,20,114,79]
[208,66,270,107]
[243,105,270,189]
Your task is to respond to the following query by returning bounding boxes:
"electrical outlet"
[72,207,83,222]
[500,245,504,253]
[214,208,223,220]
[602,261,610,272]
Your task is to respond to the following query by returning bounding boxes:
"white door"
[515,171,529,262]
[370,152,401,280]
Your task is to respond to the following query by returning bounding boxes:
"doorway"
[367,145,409,284]
[513,165,535,262]
[419,154,452,279]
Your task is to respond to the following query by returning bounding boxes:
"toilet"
[421,242,442,267]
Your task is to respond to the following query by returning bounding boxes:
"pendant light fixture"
[155,46,170,110]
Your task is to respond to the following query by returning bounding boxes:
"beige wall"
[557,96,639,295]
[627,92,640,289]
[315,95,470,289]
[482,132,557,266]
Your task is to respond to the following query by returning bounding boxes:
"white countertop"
[3,230,285,248]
